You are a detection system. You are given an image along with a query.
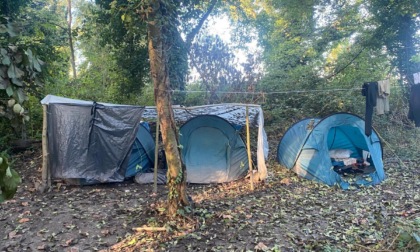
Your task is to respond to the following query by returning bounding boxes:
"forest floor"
[0,137,419,252]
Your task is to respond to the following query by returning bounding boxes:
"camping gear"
[41,95,152,183]
[277,113,385,189]
[179,115,249,183]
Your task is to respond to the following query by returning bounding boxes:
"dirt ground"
[0,139,419,252]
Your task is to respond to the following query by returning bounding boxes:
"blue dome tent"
[179,115,249,183]
[125,122,155,178]
[277,113,385,189]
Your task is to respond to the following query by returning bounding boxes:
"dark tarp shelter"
[41,95,148,183]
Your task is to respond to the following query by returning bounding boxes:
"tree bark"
[67,0,77,79]
[147,0,189,216]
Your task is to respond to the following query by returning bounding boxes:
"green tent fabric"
[180,115,249,183]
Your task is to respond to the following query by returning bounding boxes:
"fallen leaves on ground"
[0,140,419,251]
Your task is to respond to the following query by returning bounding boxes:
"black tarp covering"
[44,96,144,182]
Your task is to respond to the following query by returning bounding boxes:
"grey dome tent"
[179,115,249,183]
[277,113,385,189]
[41,95,154,184]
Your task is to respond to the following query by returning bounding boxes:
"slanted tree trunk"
[147,0,189,216]
[67,0,77,79]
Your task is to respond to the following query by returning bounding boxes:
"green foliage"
[183,82,207,106]
[366,0,420,85]
[0,25,44,138]
[254,0,407,120]
[0,46,44,102]
[77,0,150,103]
[412,54,420,63]
[1,0,70,143]
[0,153,22,202]
[0,0,29,18]
[136,84,155,106]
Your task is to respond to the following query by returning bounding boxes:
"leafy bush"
[0,153,22,202]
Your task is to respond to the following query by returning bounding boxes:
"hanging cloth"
[376,79,390,115]
[408,84,420,127]
[362,82,378,136]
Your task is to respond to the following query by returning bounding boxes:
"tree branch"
[326,47,365,81]
[47,21,67,31]
[185,0,218,50]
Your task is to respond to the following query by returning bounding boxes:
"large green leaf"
[33,58,41,72]
[6,85,13,96]
[2,168,22,191]
[6,22,18,37]
[1,55,11,65]
[0,155,21,202]
[25,49,33,67]
[7,64,25,79]
[11,78,23,86]
[6,64,16,78]
[15,65,25,78]
[16,88,26,103]
[0,48,7,57]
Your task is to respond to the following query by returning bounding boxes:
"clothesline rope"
[169,88,363,95]
[169,84,413,96]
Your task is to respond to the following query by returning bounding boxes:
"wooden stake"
[41,105,50,188]
[153,114,160,194]
[246,105,254,191]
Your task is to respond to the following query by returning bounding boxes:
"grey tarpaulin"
[41,95,144,182]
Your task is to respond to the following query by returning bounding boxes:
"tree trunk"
[67,0,77,79]
[147,0,189,216]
